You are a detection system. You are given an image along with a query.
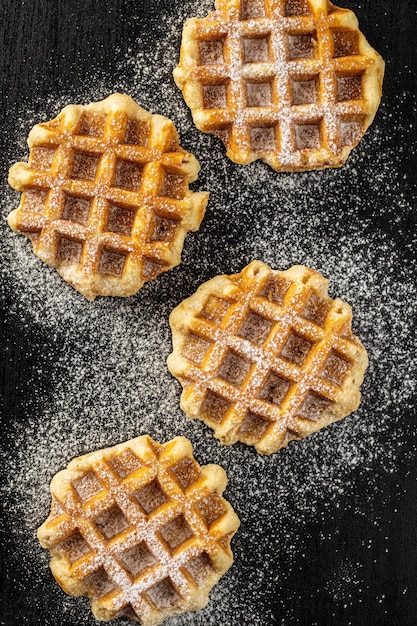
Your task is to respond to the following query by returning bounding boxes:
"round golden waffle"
[168,261,368,454]
[174,0,384,171]
[8,94,209,300]
[37,435,240,625]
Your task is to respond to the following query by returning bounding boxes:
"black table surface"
[1,1,416,625]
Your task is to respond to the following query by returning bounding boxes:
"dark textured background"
[1,1,416,625]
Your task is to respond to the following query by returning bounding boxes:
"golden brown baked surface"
[37,435,240,625]
[174,0,384,171]
[8,93,209,300]
[168,260,368,454]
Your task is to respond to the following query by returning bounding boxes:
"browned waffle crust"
[174,0,384,171]
[8,94,209,300]
[37,435,240,625]
[168,261,368,454]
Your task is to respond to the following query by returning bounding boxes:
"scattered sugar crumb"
[1,1,416,625]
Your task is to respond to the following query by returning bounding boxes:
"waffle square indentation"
[78,113,106,137]
[203,84,228,109]
[239,411,271,441]
[242,36,270,63]
[172,457,202,490]
[280,332,313,364]
[119,542,156,577]
[240,0,265,20]
[142,258,167,280]
[184,553,214,584]
[106,203,136,235]
[199,296,230,323]
[62,194,91,225]
[94,506,130,540]
[340,119,363,146]
[201,390,231,423]
[124,118,150,146]
[218,350,251,386]
[57,237,83,264]
[301,292,331,326]
[250,126,276,150]
[59,530,90,563]
[161,171,187,199]
[110,449,142,478]
[29,147,55,170]
[287,34,316,60]
[71,152,99,181]
[150,215,179,242]
[246,81,272,107]
[332,30,359,57]
[98,248,127,277]
[258,372,291,406]
[295,122,321,149]
[114,159,143,191]
[23,190,48,213]
[284,0,310,16]
[160,515,193,551]
[134,480,167,514]
[83,568,115,597]
[237,312,272,345]
[199,40,224,65]
[298,392,331,421]
[321,351,350,385]
[291,77,318,105]
[213,126,231,145]
[146,578,179,610]
[73,471,103,500]
[181,333,211,364]
[197,492,226,527]
[336,74,362,102]
[260,274,291,303]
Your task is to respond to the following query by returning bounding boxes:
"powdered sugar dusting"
[37,435,236,621]
[173,0,383,169]
[1,1,416,624]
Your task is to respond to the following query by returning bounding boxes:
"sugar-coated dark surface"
[1,1,416,625]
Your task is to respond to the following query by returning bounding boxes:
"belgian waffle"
[8,94,209,300]
[37,435,240,625]
[168,261,368,454]
[174,0,384,171]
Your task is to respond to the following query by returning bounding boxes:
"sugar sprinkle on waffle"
[8,93,209,300]
[168,260,368,454]
[174,0,384,171]
[37,435,240,625]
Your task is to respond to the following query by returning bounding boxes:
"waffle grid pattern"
[174,0,384,170]
[168,261,368,454]
[8,94,208,300]
[38,436,240,626]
